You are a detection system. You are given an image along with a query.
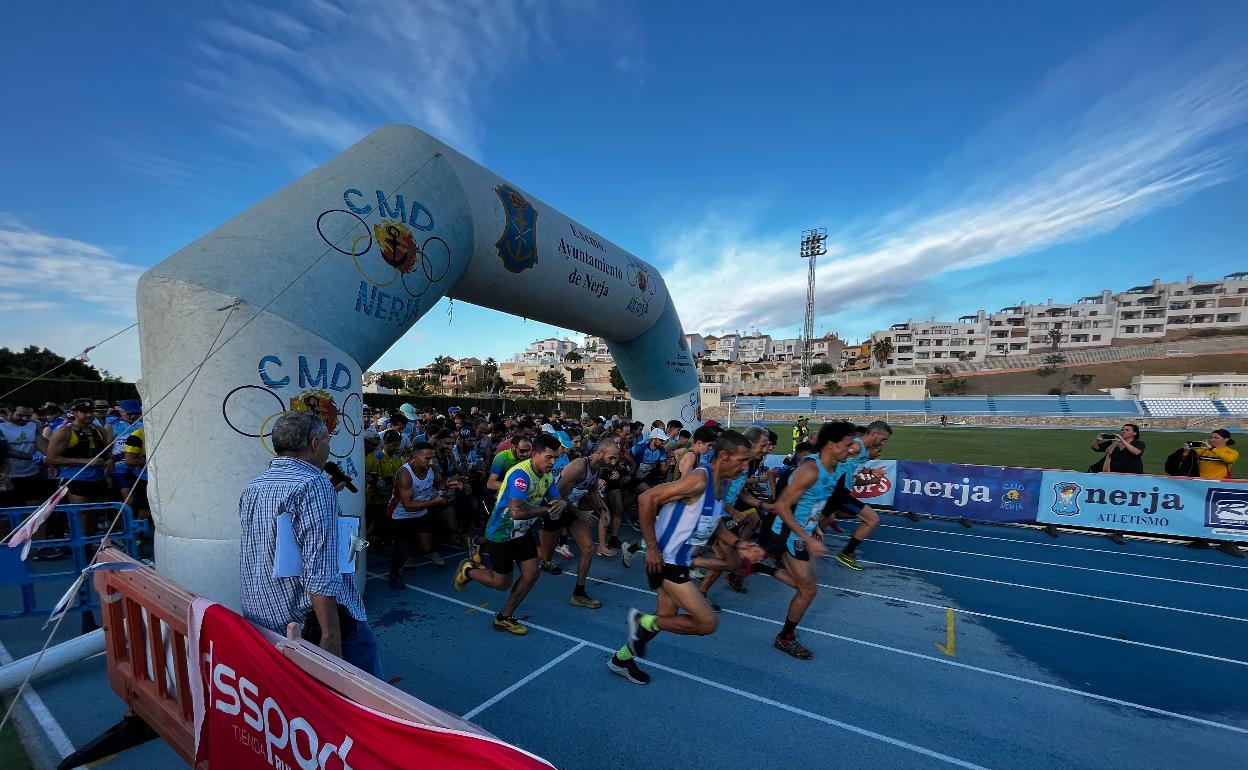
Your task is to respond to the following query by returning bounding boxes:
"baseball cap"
[70,400,94,413]
[119,399,142,415]
[400,403,418,419]
[649,428,667,441]
[541,424,557,434]
[362,428,381,443]
[702,420,720,428]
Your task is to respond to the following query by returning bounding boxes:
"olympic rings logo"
[316,209,451,298]
[223,385,362,459]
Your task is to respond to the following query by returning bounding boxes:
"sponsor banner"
[849,460,898,507]
[893,461,1042,523]
[189,600,553,770]
[1038,472,1248,542]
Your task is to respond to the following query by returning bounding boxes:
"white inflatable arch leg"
[136,125,698,606]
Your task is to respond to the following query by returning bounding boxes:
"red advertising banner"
[188,599,553,770]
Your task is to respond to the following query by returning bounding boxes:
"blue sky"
[1,0,1246,381]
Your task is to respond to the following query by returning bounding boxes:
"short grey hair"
[742,426,768,446]
[272,411,328,454]
[865,420,893,435]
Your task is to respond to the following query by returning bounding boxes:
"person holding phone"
[1090,423,1145,474]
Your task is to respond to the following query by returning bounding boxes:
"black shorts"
[128,479,149,513]
[647,563,692,591]
[0,475,49,507]
[67,479,108,499]
[823,481,865,519]
[488,536,538,574]
[390,515,433,537]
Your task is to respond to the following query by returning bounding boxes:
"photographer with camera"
[1178,429,1239,480]
[1090,423,1145,474]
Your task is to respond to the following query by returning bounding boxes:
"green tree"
[1070,373,1095,394]
[872,340,893,367]
[431,355,453,378]
[404,375,431,395]
[940,378,969,395]
[951,351,975,362]
[609,365,627,392]
[0,345,104,381]
[823,379,842,395]
[932,365,953,379]
[537,370,567,395]
[1047,329,1063,350]
[861,381,877,394]
[564,351,582,363]
[810,362,834,376]
[377,373,404,390]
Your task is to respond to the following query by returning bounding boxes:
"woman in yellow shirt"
[1195,429,1239,480]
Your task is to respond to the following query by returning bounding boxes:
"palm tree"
[872,340,893,367]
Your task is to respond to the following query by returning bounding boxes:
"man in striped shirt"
[238,412,380,678]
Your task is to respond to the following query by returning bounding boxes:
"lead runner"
[607,430,764,685]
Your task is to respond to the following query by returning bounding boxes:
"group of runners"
[388,409,895,685]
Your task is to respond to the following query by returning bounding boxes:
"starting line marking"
[366,573,989,768]
[878,522,1248,570]
[462,642,587,720]
[935,608,956,657]
[542,571,1248,736]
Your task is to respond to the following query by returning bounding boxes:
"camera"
[1098,433,1117,441]
[1185,441,1208,449]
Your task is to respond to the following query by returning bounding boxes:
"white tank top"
[0,421,38,478]
[392,464,437,520]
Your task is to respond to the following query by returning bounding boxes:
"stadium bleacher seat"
[1139,399,1219,417]
[1214,398,1248,416]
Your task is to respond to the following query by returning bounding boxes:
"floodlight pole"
[799,228,827,386]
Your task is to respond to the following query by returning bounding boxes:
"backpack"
[1164,448,1198,477]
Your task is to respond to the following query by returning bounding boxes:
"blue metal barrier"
[0,503,148,620]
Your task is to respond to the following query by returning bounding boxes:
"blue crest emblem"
[1051,482,1082,516]
[495,184,538,273]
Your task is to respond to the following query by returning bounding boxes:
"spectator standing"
[0,405,49,506]
[1090,423,1145,474]
[237,412,380,678]
[1194,429,1239,480]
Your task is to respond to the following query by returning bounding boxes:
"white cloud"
[188,0,610,161]
[0,218,145,318]
[662,18,1248,338]
[0,216,144,379]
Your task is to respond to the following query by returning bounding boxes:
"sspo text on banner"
[1038,471,1248,542]
[188,599,553,770]
[892,461,1042,523]
[849,460,898,507]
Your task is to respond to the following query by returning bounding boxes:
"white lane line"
[813,581,1248,667]
[877,523,1248,570]
[366,573,989,768]
[0,640,76,760]
[843,559,1248,623]
[552,572,1248,736]
[462,642,587,720]
[840,538,1248,592]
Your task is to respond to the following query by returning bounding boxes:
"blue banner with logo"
[848,460,898,507]
[1037,472,1248,543]
[892,461,1042,523]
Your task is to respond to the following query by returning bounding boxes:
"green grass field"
[748,423,1213,474]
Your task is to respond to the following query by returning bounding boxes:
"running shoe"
[597,547,619,557]
[493,615,529,635]
[726,572,748,594]
[452,560,476,591]
[774,633,814,660]
[468,538,484,565]
[387,573,404,591]
[626,608,649,658]
[429,550,445,568]
[835,552,863,571]
[607,654,651,685]
[621,544,639,569]
[555,543,575,560]
[570,593,603,609]
[539,560,564,575]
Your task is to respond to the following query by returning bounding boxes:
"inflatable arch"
[136,125,698,605]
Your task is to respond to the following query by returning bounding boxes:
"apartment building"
[872,272,1247,366]
[514,337,579,365]
[871,318,988,367]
